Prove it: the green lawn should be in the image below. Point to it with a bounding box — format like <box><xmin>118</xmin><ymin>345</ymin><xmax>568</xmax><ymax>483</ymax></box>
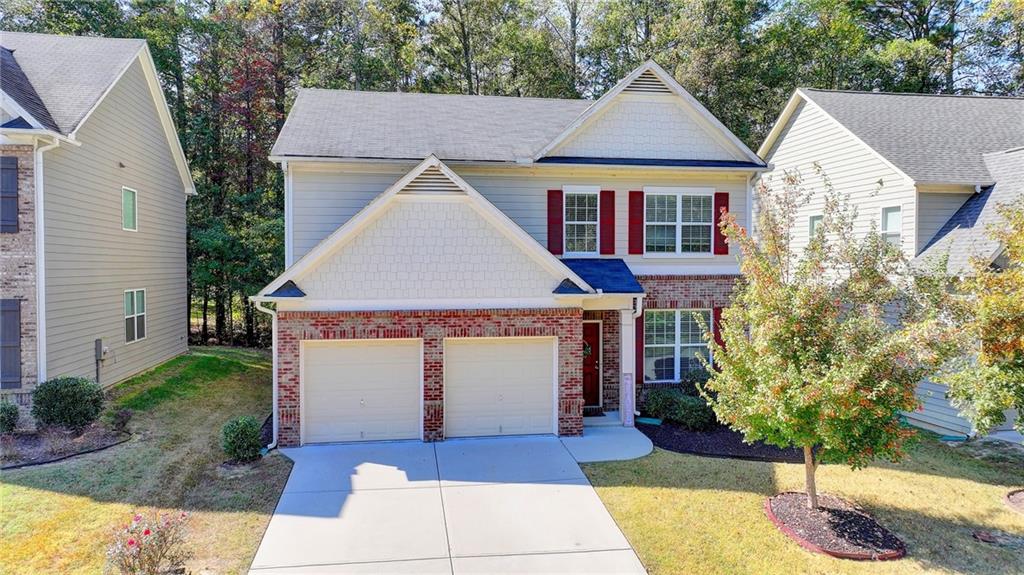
<box><xmin>584</xmin><ymin>439</ymin><xmax>1024</xmax><ymax>575</ymax></box>
<box><xmin>0</xmin><ymin>348</ymin><xmax>292</xmax><ymax>574</ymax></box>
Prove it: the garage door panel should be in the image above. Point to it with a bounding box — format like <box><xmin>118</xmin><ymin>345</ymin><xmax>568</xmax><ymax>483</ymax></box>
<box><xmin>303</xmin><ymin>340</ymin><xmax>421</xmax><ymax>444</ymax></box>
<box><xmin>445</xmin><ymin>338</ymin><xmax>555</xmax><ymax>438</ymax></box>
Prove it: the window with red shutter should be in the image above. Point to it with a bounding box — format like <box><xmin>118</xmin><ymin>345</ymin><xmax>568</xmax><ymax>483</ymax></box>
<box><xmin>599</xmin><ymin>190</ymin><xmax>615</xmax><ymax>254</ymax></box>
<box><xmin>713</xmin><ymin>192</ymin><xmax>729</xmax><ymax>255</ymax></box>
<box><xmin>547</xmin><ymin>189</ymin><xmax>563</xmax><ymax>255</ymax></box>
<box><xmin>628</xmin><ymin>191</ymin><xmax>644</xmax><ymax>254</ymax></box>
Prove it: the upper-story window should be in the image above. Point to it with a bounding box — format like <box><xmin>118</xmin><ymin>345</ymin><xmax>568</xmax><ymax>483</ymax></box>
<box><xmin>645</xmin><ymin>188</ymin><xmax>713</xmax><ymax>255</ymax></box>
<box><xmin>563</xmin><ymin>186</ymin><xmax>599</xmax><ymax>255</ymax></box>
<box><xmin>808</xmin><ymin>214</ymin><xmax>823</xmax><ymax>236</ymax></box>
<box><xmin>122</xmin><ymin>187</ymin><xmax>138</xmax><ymax>231</ymax></box>
<box><xmin>881</xmin><ymin>206</ymin><xmax>901</xmax><ymax>247</ymax></box>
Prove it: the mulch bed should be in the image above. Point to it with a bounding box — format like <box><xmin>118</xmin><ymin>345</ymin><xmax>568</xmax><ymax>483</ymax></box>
<box><xmin>765</xmin><ymin>492</ymin><xmax>906</xmax><ymax>560</ymax></box>
<box><xmin>1</xmin><ymin>424</ymin><xmax>130</xmax><ymax>470</ymax></box>
<box><xmin>1007</xmin><ymin>489</ymin><xmax>1024</xmax><ymax>515</ymax></box>
<box><xmin>637</xmin><ymin>422</ymin><xmax>804</xmax><ymax>463</ymax></box>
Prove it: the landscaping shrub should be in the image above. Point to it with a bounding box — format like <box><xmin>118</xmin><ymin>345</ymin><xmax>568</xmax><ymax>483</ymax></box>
<box><xmin>31</xmin><ymin>377</ymin><xmax>104</xmax><ymax>431</ymax></box>
<box><xmin>221</xmin><ymin>415</ymin><xmax>262</xmax><ymax>462</ymax></box>
<box><xmin>678</xmin><ymin>370</ymin><xmax>711</xmax><ymax>397</ymax></box>
<box><xmin>0</xmin><ymin>401</ymin><xmax>18</xmax><ymax>434</ymax></box>
<box><xmin>644</xmin><ymin>388</ymin><xmax>717</xmax><ymax>431</ymax></box>
<box><xmin>107</xmin><ymin>511</ymin><xmax>192</xmax><ymax>575</ymax></box>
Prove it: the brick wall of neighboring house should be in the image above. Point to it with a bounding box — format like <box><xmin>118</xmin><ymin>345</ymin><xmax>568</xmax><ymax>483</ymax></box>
<box><xmin>635</xmin><ymin>275</ymin><xmax>739</xmax><ymax>405</ymax></box>
<box><xmin>583</xmin><ymin>310</ymin><xmax>620</xmax><ymax>411</ymax></box>
<box><xmin>275</xmin><ymin>308</ymin><xmax>584</xmax><ymax>447</ymax></box>
<box><xmin>1</xmin><ymin>145</ymin><xmax>37</xmax><ymax>411</ymax></box>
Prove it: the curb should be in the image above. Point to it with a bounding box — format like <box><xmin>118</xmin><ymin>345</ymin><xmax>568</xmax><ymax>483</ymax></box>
<box><xmin>764</xmin><ymin>492</ymin><xmax>906</xmax><ymax>561</ymax></box>
<box><xmin>1</xmin><ymin>432</ymin><xmax>132</xmax><ymax>471</ymax></box>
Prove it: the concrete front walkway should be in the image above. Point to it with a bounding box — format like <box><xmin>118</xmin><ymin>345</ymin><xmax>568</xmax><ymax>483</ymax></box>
<box><xmin>249</xmin><ymin>434</ymin><xmax>649</xmax><ymax>574</ymax></box>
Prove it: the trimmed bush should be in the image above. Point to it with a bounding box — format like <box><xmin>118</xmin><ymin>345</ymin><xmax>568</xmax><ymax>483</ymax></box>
<box><xmin>221</xmin><ymin>415</ymin><xmax>262</xmax><ymax>462</ymax></box>
<box><xmin>0</xmin><ymin>401</ymin><xmax>19</xmax><ymax>434</ymax></box>
<box><xmin>31</xmin><ymin>377</ymin><xmax>104</xmax><ymax>431</ymax></box>
<box><xmin>678</xmin><ymin>369</ymin><xmax>711</xmax><ymax>397</ymax></box>
<box><xmin>644</xmin><ymin>387</ymin><xmax>717</xmax><ymax>431</ymax></box>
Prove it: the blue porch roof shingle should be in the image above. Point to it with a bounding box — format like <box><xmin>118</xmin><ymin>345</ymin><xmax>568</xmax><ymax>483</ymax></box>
<box><xmin>558</xmin><ymin>259</ymin><xmax>644</xmax><ymax>294</ymax></box>
<box><xmin>267</xmin><ymin>280</ymin><xmax>306</xmax><ymax>298</ymax></box>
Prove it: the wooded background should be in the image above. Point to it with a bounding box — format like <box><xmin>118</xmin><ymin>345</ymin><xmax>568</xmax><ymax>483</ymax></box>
<box><xmin>4</xmin><ymin>0</ymin><xmax>1021</xmax><ymax>346</ymax></box>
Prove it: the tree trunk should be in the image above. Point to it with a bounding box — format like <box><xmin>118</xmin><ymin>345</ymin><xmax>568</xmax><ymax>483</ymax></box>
<box><xmin>803</xmin><ymin>445</ymin><xmax>819</xmax><ymax>509</ymax></box>
<box><xmin>201</xmin><ymin>290</ymin><xmax>209</xmax><ymax>344</ymax></box>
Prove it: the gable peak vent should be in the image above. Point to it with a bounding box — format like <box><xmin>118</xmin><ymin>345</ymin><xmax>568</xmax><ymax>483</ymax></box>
<box><xmin>623</xmin><ymin>70</ymin><xmax>672</xmax><ymax>94</ymax></box>
<box><xmin>399</xmin><ymin>165</ymin><xmax>464</xmax><ymax>195</ymax></box>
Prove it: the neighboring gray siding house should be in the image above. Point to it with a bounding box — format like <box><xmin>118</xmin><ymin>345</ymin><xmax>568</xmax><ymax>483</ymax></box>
<box><xmin>759</xmin><ymin>89</ymin><xmax>1024</xmax><ymax>436</ymax></box>
<box><xmin>0</xmin><ymin>32</ymin><xmax>194</xmax><ymax>408</ymax></box>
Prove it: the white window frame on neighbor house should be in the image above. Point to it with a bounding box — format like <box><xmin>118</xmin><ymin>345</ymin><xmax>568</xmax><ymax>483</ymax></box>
<box><xmin>562</xmin><ymin>185</ymin><xmax>600</xmax><ymax>256</ymax></box>
<box><xmin>124</xmin><ymin>289</ymin><xmax>146</xmax><ymax>344</ymax></box>
<box><xmin>808</xmin><ymin>214</ymin><xmax>823</xmax><ymax>236</ymax></box>
<box><xmin>122</xmin><ymin>187</ymin><xmax>138</xmax><ymax>232</ymax></box>
<box><xmin>880</xmin><ymin>205</ymin><xmax>902</xmax><ymax>247</ymax></box>
<box><xmin>643</xmin><ymin>187</ymin><xmax>715</xmax><ymax>257</ymax></box>
<box><xmin>644</xmin><ymin>308</ymin><xmax>712</xmax><ymax>383</ymax></box>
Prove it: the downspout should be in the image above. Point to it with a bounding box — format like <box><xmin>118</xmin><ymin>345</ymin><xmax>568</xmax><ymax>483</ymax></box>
<box><xmin>253</xmin><ymin>300</ymin><xmax>278</xmax><ymax>451</ymax></box>
<box><xmin>632</xmin><ymin>295</ymin><xmax>644</xmax><ymax>417</ymax></box>
<box><xmin>35</xmin><ymin>137</ymin><xmax>61</xmax><ymax>383</ymax></box>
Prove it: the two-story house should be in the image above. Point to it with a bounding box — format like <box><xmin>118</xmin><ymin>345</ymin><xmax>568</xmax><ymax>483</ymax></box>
<box><xmin>0</xmin><ymin>32</ymin><xmax>194</xmax><ymax>410</ymax></box>
<box><xmin>758</xmin><ymin>88</ymin><xmax>1024</xmax><ymax>437</ymax></box>
<box><xmin>253</xmin><ymin>61</ymin><xmax>767</xmax><ymax>447</ymax></box>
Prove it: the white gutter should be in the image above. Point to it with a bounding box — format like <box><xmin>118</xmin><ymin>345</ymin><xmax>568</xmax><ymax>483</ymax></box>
<box><xmin>1</xmin><ymin>128</ymin><xmax>80</xmax><ymax>146</ymax></box>
<box><xmin>253</xmin><ymin>300</ymin><xmax>278</xmax><ymax>451</ymax></box>
<box><xmin>35</xmin><ymin>137</ymin><xmax>61</xmax><ymax>382</ymax></box>
<box><xmin>632</xmin><ymin>295</ymin><xmax>644</xmax><ymax>417</ymax></box>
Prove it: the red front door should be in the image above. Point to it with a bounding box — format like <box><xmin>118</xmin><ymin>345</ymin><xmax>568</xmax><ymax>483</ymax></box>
<box><xmin>582</xmin><ymin>322</ymin><xmax>601</xmax><ymax>407</ymax></box>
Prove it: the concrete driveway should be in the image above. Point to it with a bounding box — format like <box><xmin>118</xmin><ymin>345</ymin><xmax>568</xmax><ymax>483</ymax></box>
<box><xmin>249</xmin><ymin>435</ymin><xmax>647</xmax><ymax>574</ymax></box>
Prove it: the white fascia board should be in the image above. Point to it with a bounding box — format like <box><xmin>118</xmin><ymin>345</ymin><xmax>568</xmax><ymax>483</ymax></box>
<box><xmin>69</xmin><ymin>46</ymin><xmax>196</xmax><ymax>195</ymax></box>
<box><xmin>270</xmin><ymin>297</ymin><xmax>573</xmax><ymax>312</ymax></box>
<box><xmin>757</xmin><ymin>90</ymin><xmax>804</xmax><ymax>160</ymax></box>
<box><xmin>1</xmin><ymin>90</ymin><xmax>44</xmax><ymax>129</ymax></box>
<box><xmin>256</xmin><ymin>155</ymin><xmax>595</xmax><ymax>299</ymax></box>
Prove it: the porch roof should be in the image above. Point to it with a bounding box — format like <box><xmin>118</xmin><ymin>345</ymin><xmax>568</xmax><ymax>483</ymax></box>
<box><xmin>557</xmin><ymin>259</ymin><xmax>644</xmax><ymax>295</ymax></box>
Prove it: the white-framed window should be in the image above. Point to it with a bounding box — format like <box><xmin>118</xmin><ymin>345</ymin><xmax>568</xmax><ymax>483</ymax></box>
<box><xmin>644</xmin><ymin>188</ymin><xmax>714</xmax><ymax>255</ymax></box>
<box><xmin>644</xmin><ymin>309</ymin><xmax>711</xmax><ymax>382</ymax></box>
<box><xmin>563</xmin><ymin>186</ymin><xmax>599</xmax><ymax>255</ymax></box>
<box><xmin>881</xmin><ymin>205</ymin><xmax>901</xmax><ymax>247</ymax></box>
<box><xmin>808</xmin><ymin>214</ymin><xmax>823</xmax><ymax>236</ymax></box>
<box><xmin>124</xmin><ymin>289</ymin><xmax>146</xmax><ymax>343</ymax></box>
<box><xmin>122</xmin><ymin>187</ymin><xmax>138</xmax><ymax>231</ymax></box>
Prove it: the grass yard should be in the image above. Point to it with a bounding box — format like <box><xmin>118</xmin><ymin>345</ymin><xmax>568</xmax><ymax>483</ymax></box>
<box><xmin>0</xmin><ymin>347</ymin><xmax>291</xmax><ymax>574</ymax></box>
<box><xmin>584</xmin><ymin>439</ymin><xmax>1024</xmax><ymax>575</ymax></box>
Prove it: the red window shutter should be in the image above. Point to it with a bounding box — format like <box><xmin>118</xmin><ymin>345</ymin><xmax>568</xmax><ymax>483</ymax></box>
<box><xmin>712</xmin><ymin>306</ymin><xmax>725</xmax><ymax>349</ymax></box>
<box><xmin>635</xmin><ymin>314</ymin><xmax>644</xmax><ymax>384</ymax></box>
<box><xmin>599</xmin><ymin>190</ymin><xmax>615</xmax><ymax>255</ymax></box>
<box><xmin>713</xmin><ymin>192</ymin><xmax>729</xmax><ymax>255</ymax></box>
<box><xmin>547</xmin><ymin>189</ymin><xmax>563</xmax><ymax>255</ymax></box>
<box><xmin>628</xmin><ymin>191</ymin><xmax>644</xmax><ymax>255</ymax></box>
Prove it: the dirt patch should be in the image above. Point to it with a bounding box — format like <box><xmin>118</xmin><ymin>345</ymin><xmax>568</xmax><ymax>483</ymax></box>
<box><xmin>1</xmin><ymin>424</ymin><xmax>129</xmax><ymax>469</ymax></box>
<box><xmin>638</xmin><ymin>422</ymin><xmax>804</xmax><ymax>463</ymax></box>
<box><xmin>765</xmin><ymin>492</ymin><xmax>906</xmax><ymax>560</ymax></box>
<box><xmin>1007</xmin><ymin>489</ymin><xmax>1024</xmax><ymax>515</ymax></box>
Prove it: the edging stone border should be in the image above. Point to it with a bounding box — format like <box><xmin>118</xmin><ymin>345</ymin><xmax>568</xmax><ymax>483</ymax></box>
<box><xmin>1</xmin><ymin>432</ymin><xmax>132</xmax><ymax>471</ymax></box>
<box><xmin>763</xmin><ymin>492</ymin><xmax>907</xmax><ymax>561</ymax></box>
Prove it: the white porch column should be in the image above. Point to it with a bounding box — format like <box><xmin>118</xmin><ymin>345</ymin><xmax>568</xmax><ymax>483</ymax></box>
<box><xmin>619</xmin><ymin>309</ymin><xmax>636</xmax><ymax>426</ymax></box>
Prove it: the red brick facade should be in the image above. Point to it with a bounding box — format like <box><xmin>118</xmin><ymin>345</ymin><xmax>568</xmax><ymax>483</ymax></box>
<box><xmin>276</xmin><ymin>308</ymin><xmax>583</xmax><ymax>447</ymax></box>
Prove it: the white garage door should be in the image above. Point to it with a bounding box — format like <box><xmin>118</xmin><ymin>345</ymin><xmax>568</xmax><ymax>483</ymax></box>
<box><xmin>445</xmin><ymin>337</ymin><xmax>556</xmax><ymax>438</ymax></box>
<box><xmin>302</xmin><ymin>339</ymin><xmax>421</xmax><ymax>444</ymax></box>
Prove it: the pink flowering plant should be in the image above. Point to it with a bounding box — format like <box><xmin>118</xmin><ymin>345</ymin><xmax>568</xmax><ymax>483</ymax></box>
<box><xmin>702</xmin><ymin>166</ymin><xmax>965</xmax><ymax>509</ymax></box>
<box><xmin>106</xmin><ymin>511</ymin><xmax>192</xmax><ymax>574</ymax></box>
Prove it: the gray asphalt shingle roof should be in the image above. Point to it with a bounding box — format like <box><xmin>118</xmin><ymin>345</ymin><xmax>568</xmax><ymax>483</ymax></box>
<box><xmin>915</xmin><ymin>147</ymin><xmax>1023</xmax><ymax>275</ymax></box>
<box><xmin>802</xmin><ymin>89</ymin><xmax>1024</xmax><ymax>186</ymax></box>
<box><xmin>271</xmin><ymin>88</ymin><xmax>594</xmax><ymax>162</ymax></box>
<box><xmin>1</xmin><ymin>45</ymin><xmax>58</xmax><ymax>132</ymax></box>
<box><xmin>0</xmin><ymin>31</ymin><xmax>144</xmax><ymax>134</ymax></box>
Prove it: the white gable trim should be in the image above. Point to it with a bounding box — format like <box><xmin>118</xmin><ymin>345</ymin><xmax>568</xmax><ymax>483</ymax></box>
<box><xmin>255</xmin><ymin>155</ymin><xmax>594</xmax><ymax>299</ymax></box>
<box><xmin>69</xmin><ymin>45</ymin><xmax>196</xmax><ymax>196</ymax></box>
<box><xmin>0</xmin><ymin>89</ymin><xmax>44</xmax><ymax>129</ymax></box>
<box><xmin>759</xmin><ymin>89</ymin><xmax>915</xmax><ymax>186</ymax></box>
<box><xmin>534</xmin><ymin>60</ymin><xmax>763</xmax><ymax>165</ymax></box>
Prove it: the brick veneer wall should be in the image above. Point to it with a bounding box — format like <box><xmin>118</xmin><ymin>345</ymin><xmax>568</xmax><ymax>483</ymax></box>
<box><xmin>583</xmin><ymin>310</ymin><xmax>620</xmax><ymax>410</ymax></box>
<box><xmin>0</xmin><ymin>145</ymin><xmax>37</xmax><ymax>408</ymax></box>
<box><xmin>276</xmin><ymin>308</ymin><xmax>583</xmax><ymax>447</ymax></box>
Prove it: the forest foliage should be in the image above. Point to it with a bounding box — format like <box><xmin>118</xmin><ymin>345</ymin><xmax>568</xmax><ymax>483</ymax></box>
<box><xmin>4</xmin><ymin>0</ymin><xmax>1021</xmax><ymax>346</ymax></box>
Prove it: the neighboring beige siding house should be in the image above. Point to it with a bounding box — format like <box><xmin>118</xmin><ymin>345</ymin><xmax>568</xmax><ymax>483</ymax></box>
<box><xmin>0</xmin><ymin>32</ymin><xmax>194</xmax><ymax>408</ymax></box>
<box><xmin>759</xmin><ymin>88</ymin><xmax>1024</xmax><ymax>437</ymax></box>
<box><xmin>254</xmin><ymin>62</ymin><xmax>768</xmax><ymax>447</ymax></box>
